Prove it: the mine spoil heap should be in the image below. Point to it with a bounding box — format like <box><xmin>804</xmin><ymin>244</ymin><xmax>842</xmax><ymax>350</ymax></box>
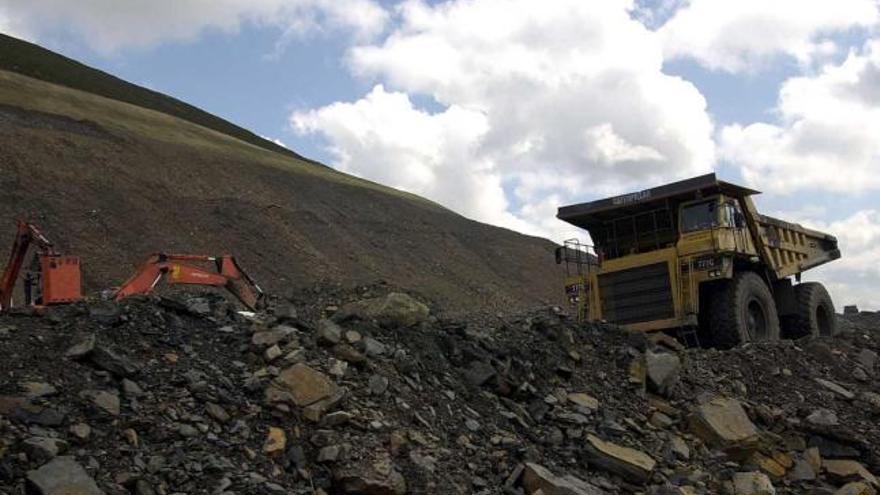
<box><xmin>0</xmin><ymin>287</ymin><xmax>879</xmax><ymax>495</ymax></box>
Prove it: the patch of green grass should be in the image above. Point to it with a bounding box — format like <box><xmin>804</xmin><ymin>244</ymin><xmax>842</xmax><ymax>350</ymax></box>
<box><xmin>0</xmin><ymin>33</ymin><xmax>307</xmax><ymax>162</ymax></box>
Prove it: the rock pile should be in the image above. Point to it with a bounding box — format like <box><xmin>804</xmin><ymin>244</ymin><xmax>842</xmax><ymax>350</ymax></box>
<box><xmin>0</xmin><ymin>289</ymin><xmax>878</xmax><ymax>495</ymax></box>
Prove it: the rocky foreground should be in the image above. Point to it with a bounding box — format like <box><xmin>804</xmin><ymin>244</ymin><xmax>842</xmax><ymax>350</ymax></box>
<box><xmin>0</xmin><ymin>287</ymin><xmax>879</xmax><ymax>495</ymax></box>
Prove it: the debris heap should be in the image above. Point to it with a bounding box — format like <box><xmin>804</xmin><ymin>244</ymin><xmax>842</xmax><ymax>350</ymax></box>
<box><xmin>0</xmin><ymin>287</ymin><xmax>878</xmax><ymax>495</ymax></box>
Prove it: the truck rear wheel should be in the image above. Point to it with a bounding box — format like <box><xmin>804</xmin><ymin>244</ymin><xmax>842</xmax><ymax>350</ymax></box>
<box><xmin>708</xmin><ymin>272</ymin><xmax>781</xmax><ymax>349</ymax></box>
<box><xmin>787</xmin><ymin>282</ymin><xmax>837</xmax><ymax>338</ymax></box>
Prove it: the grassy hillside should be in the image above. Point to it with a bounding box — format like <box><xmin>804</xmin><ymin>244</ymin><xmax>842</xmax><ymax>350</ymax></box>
<box><xmin>0</xmin><ymin>33</ymin><xmax>305</xmax><ymax>162</ymax></box>
<box><xmin>0</xmin><ymin>39</ymin><xmax>563</xmax><ymax>314</ymax></box>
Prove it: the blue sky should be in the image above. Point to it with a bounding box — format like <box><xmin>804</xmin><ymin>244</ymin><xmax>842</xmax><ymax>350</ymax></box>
<box><xmin>1</xmin><ymin>0</ymin><xmax>878</xmax><ymax>309</ymax></box>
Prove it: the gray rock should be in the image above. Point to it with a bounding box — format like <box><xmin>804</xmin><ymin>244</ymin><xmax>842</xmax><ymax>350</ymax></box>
<box><xmin>465</xmin><ymin>361</ymin><xmax>496</xmax><ymax>387</ymax></box>
<box><xmin>668</xmin><ymin>435</ymin><xmax>690</xmax><ymax>460</ymax></box>
<box><xmin>789</xmin><ymin>459</ymin><xmax>816</xmax><ymax>481</ymax></box>
<box><xmin>806</xmin><ymin>408</ymin><xmax>839</xmax><ymax>426</ymax></box>
<box><xmin>122</xmin><ymin>379</ymin><xmax>144</xmax><ymax>397</ymax></box>
<box><xmin>332</xmin><ymin>343</ymin><xmax>367</xmax><ymax>365</ymax></box>
<box><xmin>69</xmin><ymin>423</ymin><xmax>91</xmax><ymax>442</ymax></box>
<box><xmin>178</xmin><ymin>424</ymin><xmax>199</xmax><ymax>438</ymax></box>
<box><xmin>521</xmin><ymin>462</ymin><xmax>605</xmax><ymax>495</ymax></box>
<box><xmin>317</xmin><ymin>319</ymin><xmax>343</xmax><ymax>346</ymax></box>
<box><xmin>860</xmin><ymin>391</ymin><xmax>880</xmax><ymax>413</ymax></box>
<box><xmin>815</xmin><ymin>378</ymin><xmax>855</xmax><ymax>400</ymax></box>
<box><xmin>82</xmin><ymin>390</ymin><xmax>120</xmax><ymax>416</ymax></box>
<box><xmin>318</xmin><ymin>445</ymin><xmax>341</xmax><ymax>463</ymax></box>
<box><xmin>88</xmin><ymin>302</ymin><xmax>121</xmax><ymax>324</ymax></box>
<box><xmin>408</xmin><ymin>450</ymin><xmax>437</xmax><ymax>473</ymax></box>
<box><xmin>857</xmin><ymin>349</ymin><xmax>877</xmax><ymax>373</ymax></box>
<box><xmin>264</xmin><ymin>344</ymin><xmax>282</xmax><ymax>362</ymax></box>
<box><xmin>732</xmin><ymin>471</ymin><xmax>775</xmax><ymax>494</ymax></box>
<box><xmin>689</xmin><ymin>396</ymin><xmax>759</xmax><ymax>450</ymax></box>
<box><xmin>645</xmin><ymin>350</ymin><xmax>681</xmax><ymax>396</ymax></box>
<box><xmin>363</xmin><ymin>337</ymin><xmax>387</xmax><ymax>357</ymax></box>
<box><xmin>19</xmin><ymin>381</ymin><xmax>57</xmax><ymax>399</ymax></box>
<box><xmin>338</xmin><ymin>292</ymin><xmax>429</xmax><ymax>328</ymax></box>
<box><xmin>335</xmin><ymin>462</ymin><xmax>407</xmax><ymax>495</ymax></box>
<box><xmin>584</xmin><ymin>434</ymin><xmax>656</xmax><ymax>484</ymax></box>
<box><xmin>369</xmin><ymin>374</ymin><xmax>390</xmax><ymax>395</ymax></box>
<box><xmin>266</xmin><ymin>363</ymin><xmax>340</xmax><ymax>408</ymax></box>
<box><xmin>205</xmin><ymin>402</ymin><xmax>231</xmax><ymax>423</ymax></box>
<box><xmin>26</xmin><ymin>456</ymin><xmax>104</xmax><ymax>495</ymax></box>
<box><xmin>251</xmin><ymin>326</ymin><xmax>297</xmax><ymax>348</ymax></box>
<box><xmin>22</xmin><ymin>437</ymin><xmax>67</xmax><ymax>464</ymax></box>
<box><xmin>186</xmin><ymin>297</ymin><xmax>212</xmax><ymax>315</ymax></box>
<box><xmin>321</xmin><ymin>411</ymin><xmax>353</xmax><ymax>427</ymax></box>
<box><xmin>65</xmin><ymin>334</ymin><xmax>96</xmax><ymax>359</ymax></box>
<box><xmin>89</xmin><ymin>346</ymin><xmax>140</xmax><ymax>378</ymax></box>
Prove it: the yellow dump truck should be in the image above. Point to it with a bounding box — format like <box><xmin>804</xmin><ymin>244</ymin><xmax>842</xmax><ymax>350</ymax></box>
<box><xmin>556</xmin><ymin>173</ymin><xmax>841</xmax><ymax>348</ymax></box>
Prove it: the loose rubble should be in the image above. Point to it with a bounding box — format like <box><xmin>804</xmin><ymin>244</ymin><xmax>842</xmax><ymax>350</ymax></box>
<box><xmin>0</xmin><ymin>286</ymin><xmax>879</xmax><ymax>495</ymax></box>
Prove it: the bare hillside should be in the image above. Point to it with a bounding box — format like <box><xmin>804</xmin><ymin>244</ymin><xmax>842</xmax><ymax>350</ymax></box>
<box><xmin>0</xmin><ymin>65</ymin><xmax>562</xmax><ymax>314</ymax></box>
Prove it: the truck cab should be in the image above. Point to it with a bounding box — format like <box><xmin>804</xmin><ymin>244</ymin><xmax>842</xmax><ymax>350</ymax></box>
<box><xmin>557</xmin><ymin>173</ymin><xmax>841</xmax><ymax>347</ymax></box>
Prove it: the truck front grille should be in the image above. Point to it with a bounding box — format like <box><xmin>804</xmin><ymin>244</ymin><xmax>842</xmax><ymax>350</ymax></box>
<box><xmin>598</xmin><ymin>262</ymin><xmax>674</xmax><ymax>325</ymax></box>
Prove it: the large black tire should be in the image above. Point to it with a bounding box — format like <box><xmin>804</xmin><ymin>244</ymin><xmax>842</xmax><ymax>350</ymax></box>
<box><xmin>708</xmin><ymin>272</ymin><xmax>781</xmax><ymax>349</ymax></box>
<box><xmin>786</xmin><ymin>282</ymin><xmax>837</xmax><ymax>338</ymax></box>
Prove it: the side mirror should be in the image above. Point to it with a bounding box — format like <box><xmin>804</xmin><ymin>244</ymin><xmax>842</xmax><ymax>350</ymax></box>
<box><xmin>555</xmin><ymin>246</ymin><xmax>564</xmax><ymax>264</ymax></box>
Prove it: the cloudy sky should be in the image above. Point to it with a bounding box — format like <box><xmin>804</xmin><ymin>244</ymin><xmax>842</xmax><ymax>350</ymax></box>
<box><xmin>2</xmin><ymin>0</ymin><xmax>878</xmax><ymax>309</ymax></box>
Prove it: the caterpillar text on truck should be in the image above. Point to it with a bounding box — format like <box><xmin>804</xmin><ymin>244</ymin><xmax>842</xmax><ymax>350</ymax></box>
<box><xmin>555</xmin><ymin>173</ymin><xmax>841</xmax><ymax>348</ymax></box>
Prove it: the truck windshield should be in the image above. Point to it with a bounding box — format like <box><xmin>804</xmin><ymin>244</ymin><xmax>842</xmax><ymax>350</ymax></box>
<box><xmin>681</xmin><ymin>201</ymin><xmax>718</xmax><ymax>233</ymax></box>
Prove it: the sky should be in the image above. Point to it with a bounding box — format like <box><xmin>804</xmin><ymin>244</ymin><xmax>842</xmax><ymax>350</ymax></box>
<box><xmin>1</xmin><ymin>0</ymin><xmax>878</xmax><ymax>310</ymax></box>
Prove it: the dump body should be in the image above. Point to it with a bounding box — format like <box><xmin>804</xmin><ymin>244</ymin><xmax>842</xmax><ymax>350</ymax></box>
<box><xmin>556</xmin><ymin>173</ymin><xmax>840</xmax><ymax>332</ymax></box>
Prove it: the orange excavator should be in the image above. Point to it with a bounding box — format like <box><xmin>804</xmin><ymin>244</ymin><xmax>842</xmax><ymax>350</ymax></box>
<box><xmin>112</xmin><ymin>253</ymin><xmax>265</xmax><ymax>311</ymax></box>
<box><xmin>0</xmin><ymin>220</ymin><xmax>82</xmax><ymax>312</ymax></box>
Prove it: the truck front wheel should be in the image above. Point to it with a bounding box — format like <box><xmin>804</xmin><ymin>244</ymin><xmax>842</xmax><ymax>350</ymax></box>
<box><xmin>708</xmin><ymin>272</ymin><xmax>781</xmax><ymax>349</ymax></box>
<box><xmin>786</xmin><ymin>282</ymin><xmax>837</xmax><ymax>338</ymax></box>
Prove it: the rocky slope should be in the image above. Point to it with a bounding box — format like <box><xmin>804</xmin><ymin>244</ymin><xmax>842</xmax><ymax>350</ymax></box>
<box><xmin>0</xmin><ymin>35</ymin><xmax>561</xmax><ymax>315</ymax></box>
<box><xmin>1</xmin><ymin>288</ymin><xmax>878</xmax><ymax>495</ymax></box>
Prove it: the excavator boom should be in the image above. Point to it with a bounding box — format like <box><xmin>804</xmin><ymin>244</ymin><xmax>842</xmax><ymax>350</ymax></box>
<box><xmin>114</xmin><ymin>253</ymin><xmax>265</xmax><ymax>311</ymax></box>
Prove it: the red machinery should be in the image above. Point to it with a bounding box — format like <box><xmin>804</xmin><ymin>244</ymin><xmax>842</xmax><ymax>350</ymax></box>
<box><xmin>0</xmin><ymin>220</ymin><xmax>82</xmax><ymax>311</ymax></box>
<box><xmin>113</xmin><ymin>253</ymin><xmax>265</xmax><ymax>310</ymax></box>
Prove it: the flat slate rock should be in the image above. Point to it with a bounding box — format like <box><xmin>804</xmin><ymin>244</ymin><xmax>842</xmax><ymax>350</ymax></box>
<box><xmin>26</xmin><ymin>456</ymin><xmax>104</xmax><ymax>495</ymax></box>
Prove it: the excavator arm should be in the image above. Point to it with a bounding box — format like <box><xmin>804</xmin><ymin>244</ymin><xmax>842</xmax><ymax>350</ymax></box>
<box><xmin>113</xmin><ymin>253</ymin><xmax>265</xmax><ymax>311</ymax></box>
<box><xmin>1</xmin><ymin>221</ymin><xmax>58</xmax><ymax>311</ymax></box>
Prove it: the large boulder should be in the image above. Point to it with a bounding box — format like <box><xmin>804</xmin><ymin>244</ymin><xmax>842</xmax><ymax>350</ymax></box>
<box><xmin>26</xmin><ymin>456</ymin><xmax>104</xmax><ymax>495</ymax></box>
<box><xmin>645</xmin><ymin>350</ymin><xmax>681</xmax><ymax>396</ymax></box>
<box><xmin>584</xmin><ymin>435</ymin><xmax>656</xmax><ymax>484</ymax></box>
<box><xmin>690</xmin><ymin>397</ymin><xmax>759</xmax><ymax>453</ymax></box>
<box><xmin>823</xmin><ymin>460</ymin><xmax>879</xmax><ymax>487</ymax></box>
<box><xmin>265</xmin><ymin>363</ymin><xmax>339</xmax><ymax>407</ymax></box>
<box><xmin>521</xmin><ymin>462</ymin><xmax>605</xmax><ymax>495</ymax></box>
<box><xmin>338</xmin><ymin>293</ymin><xmax>429</xmax><ymax>328</ymax></box>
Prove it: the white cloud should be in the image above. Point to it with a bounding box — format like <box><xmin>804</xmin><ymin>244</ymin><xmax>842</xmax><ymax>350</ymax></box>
<box><xmin>794</xmin><ymin>210</ymin><xmax>880</xmax><ymax>311</ymax></box>
<box><xmin>720</xmin><ymin>41</ymin><xmax>880</xmax><ymax>194</ymax></box>
<box><xmin>659</xmin><ymin>0</ymin><xmax>879</xmax><ymax>72</ymax></box>
<box><xmin>295</xmin><ymin>0</ymin><xmax>715</xmax><ymax>240</ymax></box>
<box><xmin>0</xmin><ymin>6</ymin><xmax>33</xmax><ymax>41</ymax></box>
<box><xmin>0</xmin><ymin>0</ymin><xmax>388</xmax><ymax>52</ymax></box>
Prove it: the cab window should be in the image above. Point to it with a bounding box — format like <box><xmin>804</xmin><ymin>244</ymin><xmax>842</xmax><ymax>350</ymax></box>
<box><xmin>680</xmin><ymin>200</ymin><xmax>719</xmax><ymax>233</ymax></box>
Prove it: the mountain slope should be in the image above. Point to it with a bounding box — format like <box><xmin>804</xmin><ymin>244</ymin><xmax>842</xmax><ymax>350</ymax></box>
<box><xmin>0</xmin><ymin>33</ymin><xmax>302</xmax><ymax>162</ymax></box>
<box><xmin>0</xmin><ymin>38</ymin><xmax>563</xmax><ymax>314</ymax></box>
